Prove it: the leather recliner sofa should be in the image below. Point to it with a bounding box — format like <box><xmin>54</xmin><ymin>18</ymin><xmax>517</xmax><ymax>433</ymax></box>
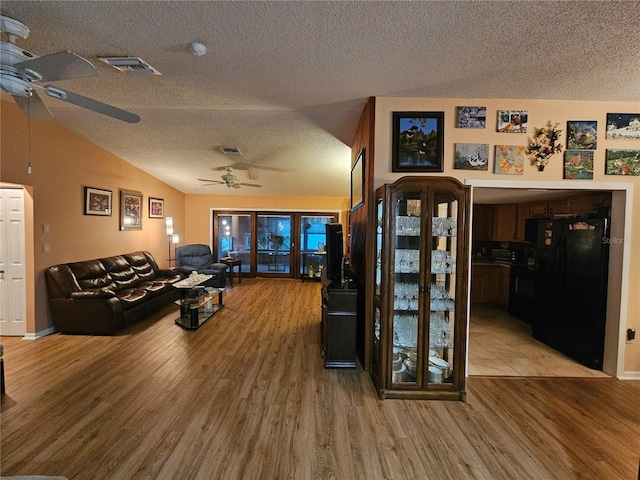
<box><xmin>45</xmin><ymin>251</ymin><xmax>184</xmax><ymax>335</ymax></box>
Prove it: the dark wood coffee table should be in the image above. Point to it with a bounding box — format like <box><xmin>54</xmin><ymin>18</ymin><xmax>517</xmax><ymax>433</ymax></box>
<box><xmin>220</xmin><ymin>257</ymin><xmax>242</xmax><ymax>285</ymax></box>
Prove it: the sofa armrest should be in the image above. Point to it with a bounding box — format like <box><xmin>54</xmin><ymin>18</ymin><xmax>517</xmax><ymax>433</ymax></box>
<box><xmin>156</xmin><ymin>268</ymin><xmax>181</xmax><ymax>277</ymax></box>
<box><xmin>71</xmin><ymin>289</ymin><xmax>116</xmax><ymax>299</ymax></box>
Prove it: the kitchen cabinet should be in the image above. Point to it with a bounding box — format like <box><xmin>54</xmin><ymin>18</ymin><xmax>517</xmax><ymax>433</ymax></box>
<box><xmin>492</xmin><ymin>204</ymin><xmax>518</xmax><ymax>241</ymax></box>
<box><xmin>528</xmin><ymin>198</ymin><xmax>568</xmax><ymax>218</ymax></box>
<box><xmin>567</xmin><ymin>193</ymin><xmax>611</xmax><ymax>214</ymax></box>
<box><xmin>372</xmin><ymin>176</ymin><xmax>469</xmax><ymax>401</ymax></box>
<box><xmin>472</xmin><ymin>204</ymin><xmax>493</xmax><ymax>241</ymax></box>
<box><xmin>471</xmin><ymin>263</ymin><xmax>510</xmax><ymax>307</ymax></box>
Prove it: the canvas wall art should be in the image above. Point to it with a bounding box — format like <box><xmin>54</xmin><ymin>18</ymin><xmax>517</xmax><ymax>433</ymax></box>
<box><xmin>606</xmin><ymin>113</ymin><xmax>640</xmax><ymax>140</ymax></box>
<box><xmin>497</xmin><ymin>110</ymin><xmax>528</xmax><ymax>133</ymax></box>
<box><xmin>454</xmin><ymin>143</ymin><xmax>489</xmax><ymax>170</ymax></box>
<box><xmin>605</xmin><ymin>149</ymin><xmax>640</xmax><ymax>175</ymax></box>
<box><xmin>494</xmin><ymin>145</ymin><xmax>525</xmax><ymax>174</ymax></box>
<box><xmin>567</xmin><ymin>121</ymin><xmax>597</xmax><ymax>149</ymax></box>
<box><xmin>455</xmin><ymin>106</ymin><xmax>486</xmax><ymax>128</ymax></box>
<box><xmin>563</xmin><ymin>150</ymin><xmax>594</xmax><ymax>179</ymax></box>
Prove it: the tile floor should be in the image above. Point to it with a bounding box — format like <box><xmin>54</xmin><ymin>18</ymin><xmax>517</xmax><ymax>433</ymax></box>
<box><xmin>468</xmin><ymin>305</ymin><xmax>610</xmax><ymax>378</ymax></box>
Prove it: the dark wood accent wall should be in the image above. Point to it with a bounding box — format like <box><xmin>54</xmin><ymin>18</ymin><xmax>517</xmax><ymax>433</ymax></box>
<box><xmin>349</xmin><ymin>97</ymin><xmax>375</xmax><ymax>370</ymax></box>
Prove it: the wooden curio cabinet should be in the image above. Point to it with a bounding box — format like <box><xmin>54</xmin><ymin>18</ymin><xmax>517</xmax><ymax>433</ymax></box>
<box><xmin>372</xmin><ymin>177</ymin><xmax>470</xmax><ymax>400</ymax></box>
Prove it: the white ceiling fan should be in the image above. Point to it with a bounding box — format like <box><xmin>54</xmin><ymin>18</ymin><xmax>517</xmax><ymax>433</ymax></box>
<box><xmin>0</xmin><ymin>14</ymin><xmax>140</xmax><ymax>123</ymax></box>
<box><xmin>199</xmin><ymin>167</ymin><xmax>262</xmax><ymax>189</ymax></box>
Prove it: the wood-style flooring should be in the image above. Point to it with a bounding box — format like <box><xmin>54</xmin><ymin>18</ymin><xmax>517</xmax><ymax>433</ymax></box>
<box><xmin>1</xmin><ymin>279</ymin><xmax>639</xmax><ymax>479</ymax></box>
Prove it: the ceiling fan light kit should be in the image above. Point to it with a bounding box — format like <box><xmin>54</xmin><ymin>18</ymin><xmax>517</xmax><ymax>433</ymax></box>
<box><xmin>0</xmin><ymin>14</ymin><xmax>141</xmax><ymax>123</ymax></box>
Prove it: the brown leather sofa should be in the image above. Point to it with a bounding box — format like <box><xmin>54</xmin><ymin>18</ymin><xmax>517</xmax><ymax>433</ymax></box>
<box><xmin>45</xmin><ymin>251</ymin><xmax>184</xmax><ymax>335</ymax></box>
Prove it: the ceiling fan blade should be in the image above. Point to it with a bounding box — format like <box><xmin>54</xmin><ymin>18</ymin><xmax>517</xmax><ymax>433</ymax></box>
<box><xmin>43</xmin><ymin>85</ymin><xmax>140</xmax><ymax>123</ymax></box>
<box><xmin>15</xmin><ymin>51</ymin><xmax>99</xmax><ymax>82</ymax></box>
<box><xmin>13</xmin><ymin>91</ymin><xmax>52</xmax><ymax>119</ymax></box>
<box><xmin>197</xmin><ymin>178</ymin><xmax>222</xmax><ymax>183</ymax></box>
<box><xmin>238</xmin><ymin>183</ymin><xmax>262</xmax><ymax>188</ymax></box>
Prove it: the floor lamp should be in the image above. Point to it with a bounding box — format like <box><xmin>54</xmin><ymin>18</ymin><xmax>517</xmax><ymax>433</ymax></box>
<box><xmin>166</xmin><ymin>217</ymin><xmax>179</xmax><ymax>266</ymax></box>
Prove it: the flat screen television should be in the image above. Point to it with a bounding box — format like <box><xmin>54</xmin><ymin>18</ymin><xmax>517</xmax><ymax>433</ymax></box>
<box><xmin>325</xmin><ymin>223</ymin><xmax>344</xmax><ymax>281</ymax></box>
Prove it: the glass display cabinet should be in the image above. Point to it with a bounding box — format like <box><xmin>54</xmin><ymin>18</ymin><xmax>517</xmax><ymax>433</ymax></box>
<box><xmin>371</xmin><ymin>177</ymin><xmax>470</xmax><ymax>400</ymax></box>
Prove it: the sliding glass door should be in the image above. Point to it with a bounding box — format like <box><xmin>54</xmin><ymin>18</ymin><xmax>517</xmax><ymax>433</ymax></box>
<box><xmin>216</xmin><ymin>213</ymin><xmax>252</xmax><ymax>273</ymax></box>
<box><xmin>257</xmin><ymin>214</ymin><xmax>292</xmax><ymax>275</ymax></box>
<box><xmin>300</xmin><ymin>215</ymin><xmax>336</xmax><ymax>279</ymax></box>
<box><xmin>213</xmin><ymin>211</ymin><xmax>338</xmax><ymax>279</ymax></box>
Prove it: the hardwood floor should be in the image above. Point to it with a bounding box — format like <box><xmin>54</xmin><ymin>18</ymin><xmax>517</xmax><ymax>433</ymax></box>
<box><xmin>2</xmin><ymin>279</ymin><xmax>639</xmax><ymax>479</ymax></box>
<box><xmin>469</xmin><ymin>305</ymin><xmax>610</xmax><ymax>377</ymax></box>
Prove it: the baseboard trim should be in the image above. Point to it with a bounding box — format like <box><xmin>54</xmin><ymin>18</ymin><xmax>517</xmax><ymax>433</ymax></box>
<box><xmin>618</xmin><ymin>371</ymin><xmax>640</xmax><ymax>381</ymax></box>
<box><xmin>23</xmin><ymin>326</ymin><xmax>56</xmax><ymax>340</ymax></box>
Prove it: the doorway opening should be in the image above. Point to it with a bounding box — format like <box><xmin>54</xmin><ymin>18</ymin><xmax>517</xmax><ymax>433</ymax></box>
<box><xmin>467</xmin><ymin>181</ymin><xmax>630</xmax><ymax>378</ymax></box>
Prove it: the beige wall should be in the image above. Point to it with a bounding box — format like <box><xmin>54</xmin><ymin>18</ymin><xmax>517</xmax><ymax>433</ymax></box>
<box><xmin>1</xmin><ymin>100</ymin><xmax>185</xmax><ymax>334</ymax></box>
<box><xmin>184</xmin><ymin>194</ymin><xmax>349</xmax><ymax>247</ymax></box>
<box><xmin>374</xmin><ymin>97</ymin><xmax>640</xmax><ymax>376</ymax></box>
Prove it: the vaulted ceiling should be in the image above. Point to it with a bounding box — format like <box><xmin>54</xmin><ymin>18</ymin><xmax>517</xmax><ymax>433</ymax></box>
<box><xmin>1</xmin><ymin>1</ymin><xmax>638</xmax><ymax>197</ymax></box>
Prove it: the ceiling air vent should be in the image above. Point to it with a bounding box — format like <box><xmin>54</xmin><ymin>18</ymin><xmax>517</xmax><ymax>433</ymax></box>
<box><xmin>98</xmin><ymin>56</ymin><xmax>161</xmax><ymax>75</ymax></box>
<box><xmin>222</xmin><ymin>147</ymin><xmax>242</xmax><ymax>156</ymax></box>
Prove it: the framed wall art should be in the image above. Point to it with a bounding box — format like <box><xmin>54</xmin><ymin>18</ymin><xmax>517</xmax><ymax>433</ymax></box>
<box><xmin>84</xmin><ymin>187</ymin><xmax>112</xmax><ymax>216</ymax></box>
<box><xmin>605</xmin><ymin>149</ymin><xmax>640</xmax><ymax>175</ymax></box>
<box><xmin>454</xmin><ymin>143</ymin><xmax>489</xmax><ymax>170</ymax></box>
<box><xmin>455</xmin><ymin>106</ymin><xmax>486</xmax><ymax>128</ymax></box>
<box><xmin>392</xmin><ymin>111</ymin><xmax>444</xmax><ymax>172</ymax></box>
<box><xmin>351</xmin><ymin>148</ymin><xmax>364</xmax><ymax>211</ymax></box>
<box><xmin>120</xmin><ymin>190</ymin><xmax>143</xmax><ymax>230</ymax></box>
<box><xmin>564</xmin><ymin>150</ymin><xmax>594</xmax><ymax>179</ymax></box>
<box><xmin>494</xmin><ymin>145</ymin><xmax>525</xmax><ymax>175</ymax></box>
<box><xmin>567</xmin><ymin>121</ymin><xmax>597</xmax><ymax>149</ymax></box>
<box><xmin>606</xmin><ymin>113</ymin><xmax>640</xmax><ymax>140</ymax></box>
<box><xmin>149</xmin><ymin>197</ymin><xmax>164</xmax><ymax>218</ymax></box>
<box><xmin>497</xmin><ymin>110</ymin><xmax>528</xmax><ymax>133</ymax></box>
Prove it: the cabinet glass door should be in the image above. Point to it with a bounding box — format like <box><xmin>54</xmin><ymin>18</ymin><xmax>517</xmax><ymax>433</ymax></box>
<box><xmin>392</xmin><ymin>193</ymin><xmax>421</xmax><ymax>385</ymax></box>
<box><xmin>429</xmin><ymin>193</ymin><xmax>458</xmax><ymax>385</ymax></box>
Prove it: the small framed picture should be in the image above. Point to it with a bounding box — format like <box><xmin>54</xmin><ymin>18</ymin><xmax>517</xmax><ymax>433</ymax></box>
<box><xmin>606</xmin><ymin>113</ymin><xmax>640</xmax><ymax>140</ymax></box>
<box><xmin>351</xmin><ymin>149</ymin><xmax>364</xmax><ymax>211</ymax></box>
<box><xmin>497</xmin><ymin>110</ymin><xmax>528</xmax><ymax>133</ymax></box>
<box><xmin>567</xmin><ymin>121</ymin><xmax>597</xmax><ymax>149</ymax></box>
<box><xmin>455</xmin><ymin>106</ymin><xmax>486</xmax><ymax>128</ymax></box>
<box><xmin>605</xmin><ymin>149</ymin><xmax>640</xmax><ymax>175</ymax></box>
<box><xmin>392</xmin><ymin>111</ymin><xmax>444</xmax><ymax>172</ymax></box>
<box><xmin>494</xmin><ymin>145</ymin><xmax>525</xmax><ymax>174</ymax></box>
<box><xmin>454</xmin><ymin>143</ymin><xmax>489</xmax><ymax>170</ymax></box>
<box><xmin>84</xmin><ymin>187</ymin><xmax>112</xmax><ymax>216</ymax></box>
<box><xmin>564</xmin><ymin>150</ymin><xmax>594</xmax><ymax>179</ymax></box>
<box><xmin>120</xmin><ymin>190</ymin><xmax>143</xmax><ymax>230</ymax></box>
<box><xmin>149</xmin><ymin>197</ymin><xmax>164</xmax><ymax>218</ymax></box>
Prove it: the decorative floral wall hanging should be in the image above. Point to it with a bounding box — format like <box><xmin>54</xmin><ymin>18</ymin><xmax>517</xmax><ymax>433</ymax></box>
<box><xmin>526</xmin><ymin>122</ymin><xmax>563</xmax><ymax>171</ymax></box>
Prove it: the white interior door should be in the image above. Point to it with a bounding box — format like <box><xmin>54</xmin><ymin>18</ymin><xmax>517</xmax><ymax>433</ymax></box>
<box><xmin>0</xmin><ymin>188</ymin><xmax>27</xmax><ymax>336</ymax></box>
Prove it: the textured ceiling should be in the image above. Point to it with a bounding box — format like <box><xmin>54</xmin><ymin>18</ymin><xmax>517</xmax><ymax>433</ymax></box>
<box><xmin>1</xmin><ymin>1</ymin><xmax>639</xmax><ymax>198</ymax></box>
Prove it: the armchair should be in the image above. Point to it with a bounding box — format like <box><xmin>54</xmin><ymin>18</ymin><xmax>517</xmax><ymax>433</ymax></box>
<box><xmin>175</xmin><ymin>244</ymin><xmax>227</xmax><ymax>288</ymax></box>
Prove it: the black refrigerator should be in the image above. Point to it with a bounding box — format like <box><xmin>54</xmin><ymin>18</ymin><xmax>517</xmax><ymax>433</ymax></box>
<box><xmin>529</xmin><ymin>217</ymin><xmax>610</xmax><ymax>370</ymax></box>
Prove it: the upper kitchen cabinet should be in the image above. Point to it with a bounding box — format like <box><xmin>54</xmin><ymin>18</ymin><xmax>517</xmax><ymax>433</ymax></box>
<box><xmin>472</xmin><ymin>204</ymin><xmax>493</xmax><ymax>242</ymax></box>
<box><xmin>567</xmin><ymin>193</ymin><xmax>611</xmax><ymax>214</ymax></box>
<box><xmin>492</xmin><ymin>204</ymin><xmax>518</xmax><ymax>242</ymax></box>
<box><xmin>529</xmin><ymin>198</ymin><xmax>568</xmax><ymax>218</ymax></box>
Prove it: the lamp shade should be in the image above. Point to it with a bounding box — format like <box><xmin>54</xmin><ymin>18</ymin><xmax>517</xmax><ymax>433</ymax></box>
<box><xmin>171</xmin><ymin>234</ymin><xmax>180</xmax><ymax>244</ymax></box>
<box><xmin>166</xmin><ymin>225</ymin><xmax>174</xmax><ymax>236</ymax></box>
